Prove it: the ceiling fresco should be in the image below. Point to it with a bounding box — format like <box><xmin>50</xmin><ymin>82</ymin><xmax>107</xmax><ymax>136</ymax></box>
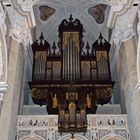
<box><xmin>88</xmin><ymin>4</ymin><xmax>107</xmax><ymax>24</ymax></box>
<box><xmin>39</xmin><ymin>5</ymin><xmax>56</xmax><ymax>21</ymax></box>
<box><xmin>33</xmin><ymin>1</ymin><xmax>111</xmax><ymax>47</ymax></box>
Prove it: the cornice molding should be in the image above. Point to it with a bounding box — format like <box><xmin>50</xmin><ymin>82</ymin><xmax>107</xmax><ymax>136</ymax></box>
<box><xmin>107</xmin><ymin>0</ymin><xmax>133</xmax><ymax>28</ymax></box>
<box><xmin>109</xmin><ymin>3</ymin><xmax>139</xmax><ymax>78</ymax></box>
<box><xmin>2</xmin><ymin>1</ymin><xmax>33</xmax><ymax>47</ymax></box>
<box><xmin>11</xmin><ymin>0</ymin><xmax>35</xmax><ymax>28</ymax></box>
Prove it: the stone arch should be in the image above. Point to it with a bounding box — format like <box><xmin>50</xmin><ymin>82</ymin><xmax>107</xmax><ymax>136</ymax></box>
<box><xmin>20</xmin><ymin>134</ymin><xmax>45</xmax><ymax>140</ymax></box>
<box><xmin>58</xmin><ymin>134</ymin><xmax>88</xmax><ymax>140</ymax></box>
<box><xmin>101</xmin><ymin>135</ymin><xmax>126</xmax><ymax>140</ymax></box>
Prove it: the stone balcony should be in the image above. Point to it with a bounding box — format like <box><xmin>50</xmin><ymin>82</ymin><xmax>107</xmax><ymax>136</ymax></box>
<box><xmin>17</xmin><ymin>114</ymin><xmax>130</xmax><ymax>140</ymax></box>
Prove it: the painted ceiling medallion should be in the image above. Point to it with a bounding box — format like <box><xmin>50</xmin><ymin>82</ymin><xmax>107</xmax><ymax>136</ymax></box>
<box><xmin>39</xmin><ymin>5</ymin><xmax>56</xmax><ymax>21</ymax></box>
<box><xmin>88</xmin><ymin>4</ymin><xmax>107</xmax><ymax>24</ymax></box>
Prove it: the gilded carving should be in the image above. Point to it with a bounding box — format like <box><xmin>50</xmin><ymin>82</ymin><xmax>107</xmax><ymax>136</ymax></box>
<box><xmin>96</xmin><ymin>51</ymin><xmax>107</xmax><ymax>61</ymax></box>
<box><xmin>52</xmin><ymin>94</ymin><xmax>58</xmax><ymax>109</ymax></box>
<box><xmin>96</xmin><ymin>88</ymin><xmax>112</xmax><ymax>99</ymax></box>
<box><xmin>62</xmin><ymin>32</ymin><xmax>80</xmax><ymax>52</ymax></box>
<box><xmin>86</xmin><ymin>94</ymin><xmax>91</xmax><ymax>108</ymax></box>
<box><xmin>30</xmin><ymin>88</ymin><xmax>47</xmax><ymax>100</ymax></box>
<box><xmin>52</xmin><ymin>61</ymin><xmax>61</xmax><ymax>79</ymax></box>
<box><xmin>35</xmin><ymin>51</ymin><xmax>47</xmax><ymax>61</ymax></box>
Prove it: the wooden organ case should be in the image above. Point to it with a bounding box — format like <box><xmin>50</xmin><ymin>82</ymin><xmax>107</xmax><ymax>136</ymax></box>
<box><xmin>29</xmin><ymin>15</ymin><xmax>114</xmax><ymax>133</ymax></box>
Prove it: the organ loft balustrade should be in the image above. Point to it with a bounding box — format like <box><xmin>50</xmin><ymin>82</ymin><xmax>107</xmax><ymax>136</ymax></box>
<box><xmin>28</xmin><ymin>15</ymin><xmax>115</xmax><ymax>133</ymax></box>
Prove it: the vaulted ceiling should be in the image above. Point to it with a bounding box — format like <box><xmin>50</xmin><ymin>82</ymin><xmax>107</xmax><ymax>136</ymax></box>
<box><xmin>33</xmin><ymin>0</ymin><xmax>111</xmax><ymax>47</ymax></box>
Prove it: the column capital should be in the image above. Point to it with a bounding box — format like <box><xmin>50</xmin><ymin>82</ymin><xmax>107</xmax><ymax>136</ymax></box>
<box><xmin>111</xmin><ymin>1</ymin><xmax>138</xmax><ymax>46</ymax></box>
<box><xmin>10</xmin><ymin>26</ymin><xmax>32</xmax><ymax>47</ymax></box>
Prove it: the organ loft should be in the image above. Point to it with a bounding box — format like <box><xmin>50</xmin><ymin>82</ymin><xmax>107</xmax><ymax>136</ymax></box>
<box><xmin>29</xmin><ymin>15</ymin><xmax>114</xmax><ymax>133</ymax></box>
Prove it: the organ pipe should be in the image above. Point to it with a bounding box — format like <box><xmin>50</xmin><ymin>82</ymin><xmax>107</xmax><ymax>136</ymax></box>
<box><xmin>63</xmin><ymin>33</ymin><xmax>80</xmax><ymax>80</ymax></box>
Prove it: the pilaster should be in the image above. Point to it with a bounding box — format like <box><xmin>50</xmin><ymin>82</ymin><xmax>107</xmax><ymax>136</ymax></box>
<box><xmin>0</xmin><ymin>38</ymin><xmax>25</xmax><ymax>140</ymax></box>
<box><xmin>123</xmin><ymin>36</ymin><xmax>140</xmax><ymax>140</ymax></box>
<box><xmin>136</xmin><ymin>8</ymin><xmax>140</xmax><ymax>89</ymax></box>
<box><xmin>0</xmin><ymin>3</ymin><xmax>8</xmax><ymax>115</ymax></box>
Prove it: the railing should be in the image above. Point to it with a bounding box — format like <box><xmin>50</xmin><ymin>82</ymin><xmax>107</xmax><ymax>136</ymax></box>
<box><xmin>17</xmin><ymin>114</ymin><xmax>130</xmax><ymax>140</ymax></box>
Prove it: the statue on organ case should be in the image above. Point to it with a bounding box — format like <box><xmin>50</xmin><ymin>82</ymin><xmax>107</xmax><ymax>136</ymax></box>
<box><xmin>52</xmin><ymin>94</ymin><xmax>58</xmax><ymax>109</ymax></box>
<box><xmin>86</xmin><ymin>94</ymin><xmax>91</xmax><ymax>108</ymax></box>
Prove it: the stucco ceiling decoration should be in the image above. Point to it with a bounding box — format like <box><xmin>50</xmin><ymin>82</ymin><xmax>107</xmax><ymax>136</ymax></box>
<box><xmin>10</xmin><ymin>0</ymin><xmax>138</xmax><ymax>49</ymax></box>
<box><xmin>88</xmin><ymin>4</ymin><xmax>107</xmax><ymax>24</ymax></box>
<box><xmin>39</xmin><ymin>5</ymin><xmax>56</xmax><ymax>21</ymax></box>
<box><xmin>32</xmin><ymin>0</ymin><xmax>112</xmax><ymax>46</ymax></box>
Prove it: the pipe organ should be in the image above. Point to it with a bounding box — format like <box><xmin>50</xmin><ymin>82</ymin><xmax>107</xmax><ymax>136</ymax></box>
<box><xmin>63</xmin><ymin>33</ymin><xmax>80</xmax><ymax>80</ymax></box>
<box><xmin>29</xmin><ymin>15</ymin><xmax>114</xmax><ymax>133</ymax></box>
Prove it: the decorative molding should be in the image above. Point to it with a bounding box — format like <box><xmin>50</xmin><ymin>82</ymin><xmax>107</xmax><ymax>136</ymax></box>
<box><xmin>2</xmin><ymin>2</ymin><xmax>33</xmax><ymax>47</ymax></box>
<box><xmin>11</xmin><ymin>27</ymin><xmax>32</xmax><ymax>47</ymax></box>
<box><xmin>107</xmin><ymin>0</ymin><xmax>132</xmax><ymax>28</ymax></box>
<box><xmin>110</xmin><ymin>3</ymin><xmax>139</xmax><ymax>75</ymax></box>
<box><xmin>17</xmin><ymin>114</ymin><xmax>130</xmax><ymax>140</ymax></box>
<box><xmin>12</xmin><ymin>0</ymin><xmax>36</xmax><ymax>28</ymax></box>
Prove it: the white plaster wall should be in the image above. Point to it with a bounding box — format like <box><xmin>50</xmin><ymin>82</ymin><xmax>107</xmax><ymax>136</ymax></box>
<box><xmin>113</xmin><ymin>36</ymin><xmax>140</xmax><ymax>140</ymax></box>
<box><xmin>0</xmin><ymin>38</ymin><xmax>25</xmax><ymax>140</ymax></box>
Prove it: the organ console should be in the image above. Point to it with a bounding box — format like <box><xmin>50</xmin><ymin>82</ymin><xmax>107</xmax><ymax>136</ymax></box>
<box><xmin>29</xmin><ymin>15</ymin><xmax>114</xmax><ymax>133</ymax></box>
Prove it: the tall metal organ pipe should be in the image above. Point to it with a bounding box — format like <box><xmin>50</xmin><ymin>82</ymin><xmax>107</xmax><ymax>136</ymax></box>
<box><xmin>63</xmin><ymin>34</ymin><xmax>80</xmax><ymax>80</ymax></box>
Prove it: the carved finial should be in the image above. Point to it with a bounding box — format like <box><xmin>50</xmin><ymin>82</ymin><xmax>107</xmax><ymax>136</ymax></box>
<box><xmin>86</xmin><ymin>42</ymin><xmax>90</xmax><ymax>55</ymax></box>
<box><xmin>39</xmin><ymin>32</ymin><xmax>44</xmax><ymax>40</ymax></box>
<box><xmin>52</xmin><ymin>41</ymin><xmax>57</xmax><ymax>55</ymax></box>
<box><xmin>69</xmin><ymin>14</ymin><xmax>73</xmax><ymax>22</ymax></box>
<box><xmin>98</xmin><ymin>33</ymin><xmax>103</xmax><ymax>45</ymax></box>
<box><xmin>39</xmin><ymin>32</ymin><xmax>44</xmax><ymax>45</ymax></box>
<box><xmin>99</xmin><ymin>33</ymin><xmax>103</xmax><ymax>40</ymax></box>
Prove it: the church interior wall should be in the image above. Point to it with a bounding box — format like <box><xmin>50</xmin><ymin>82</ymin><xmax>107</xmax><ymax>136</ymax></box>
<box><xmin>0</xmin><ymin>38</ymin><xmax>25</xmax><ymax>140</ymax></box>
<box><xmin>112</xmin><ymin>35</ymin><xmax>140</xmax><ymax>140</ymax></box>
<box><xmin>0</xmin><ymin>1</ymin><xmax>140</xmax><ymax>140</ymax></box>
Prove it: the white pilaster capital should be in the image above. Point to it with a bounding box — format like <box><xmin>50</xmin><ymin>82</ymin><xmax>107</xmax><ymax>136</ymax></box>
<box><xmin>10</xmin><ymin>26</ymin><xmax>32</xmax><ymax>47</ymax></box>
<box><xmin>111</xmin><ymin>3</ymin><xmax>138</xmax><ymax>46</ymax></box>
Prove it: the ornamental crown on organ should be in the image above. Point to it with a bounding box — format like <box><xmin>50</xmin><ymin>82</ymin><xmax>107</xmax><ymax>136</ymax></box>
<box><xmin>29</xmin><ymin>15</ymin><xmax>114</xmax><ymax>133</ymax></box>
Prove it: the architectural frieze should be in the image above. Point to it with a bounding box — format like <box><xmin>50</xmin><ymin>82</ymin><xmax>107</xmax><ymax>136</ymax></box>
<box><xmin>17</xmin><ymin>115</ymin><xmax>129</xmax><ymax>140</ymax></box>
